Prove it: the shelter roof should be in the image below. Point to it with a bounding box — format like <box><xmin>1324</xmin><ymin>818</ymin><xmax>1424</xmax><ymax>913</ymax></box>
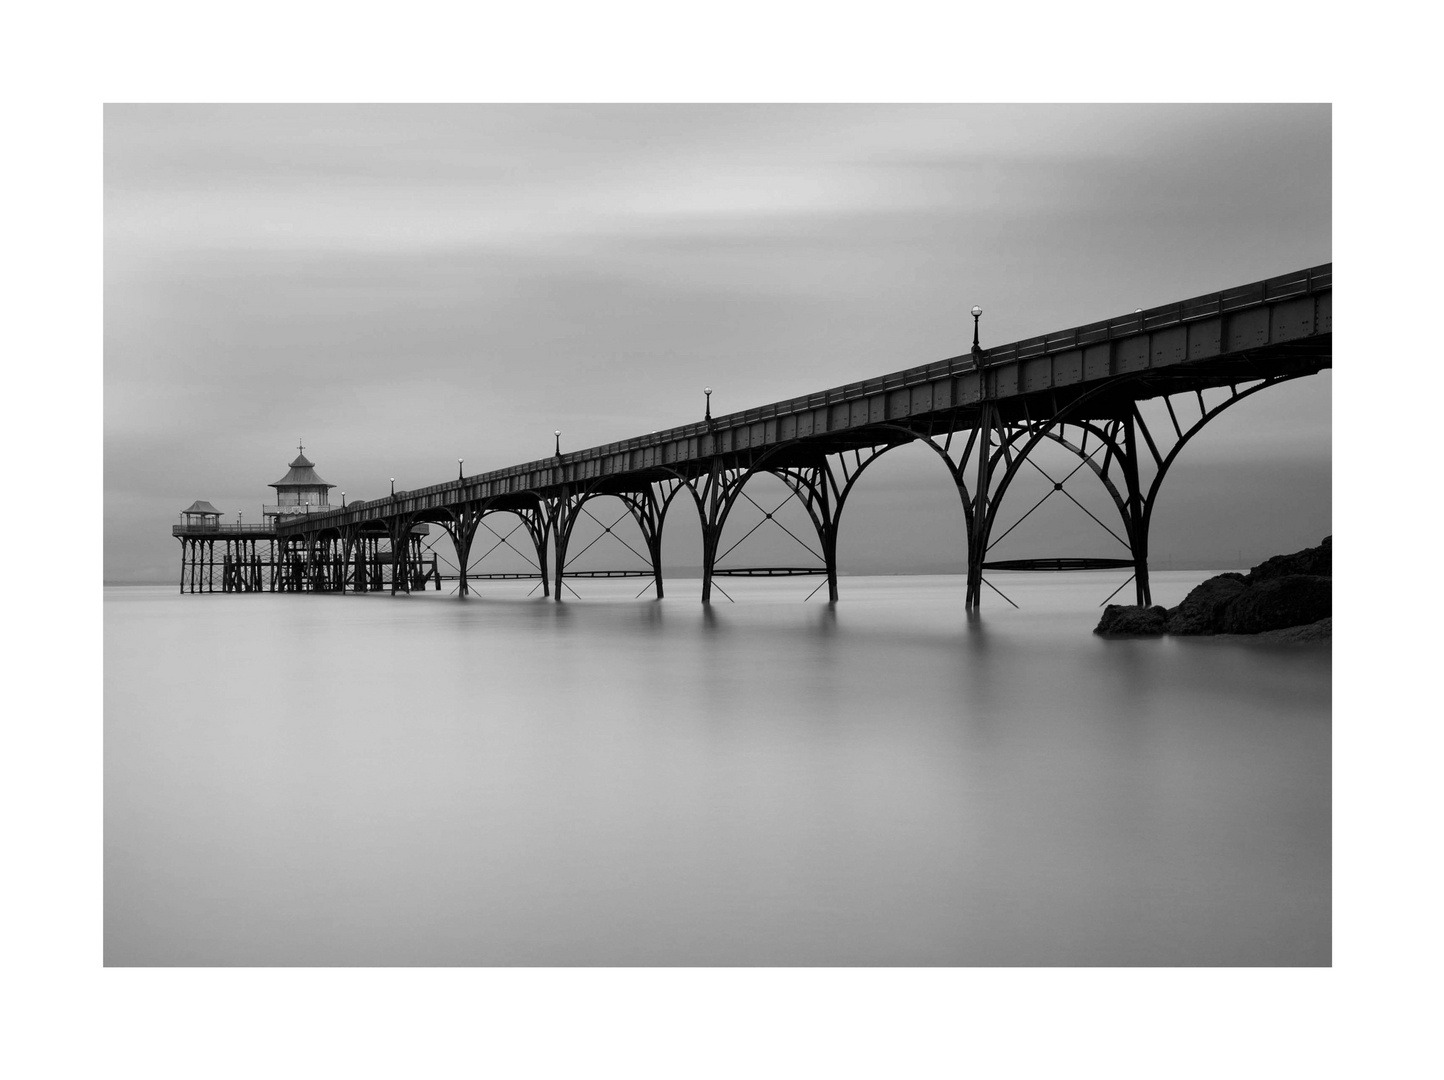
<box><xmin>182</xmin><ymin>500</ymin><xmax>222</xmax><ymax>515</ymax></box>
<box><xmin>270</xmin><ymin>452</ymin><xmax>334</xmax><ymax>490</ymax></box>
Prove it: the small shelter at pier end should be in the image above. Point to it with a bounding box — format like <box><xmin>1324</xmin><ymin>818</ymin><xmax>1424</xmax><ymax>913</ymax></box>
<box><xmin>263</xmin><ymin>444</ymin><xmax>336</xmax><ymax>522</ymax></box>
<box><xmin>179</xmin><ymin>500</ymin><xmax>222</xmax><ymax>527</ymax></box>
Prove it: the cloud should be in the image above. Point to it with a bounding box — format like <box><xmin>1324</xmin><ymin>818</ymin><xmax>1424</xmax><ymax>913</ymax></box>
<box><xmin>105</xmin><ymin>105</ymin><xmax>1330</xmax><ymax>581</ymax></box>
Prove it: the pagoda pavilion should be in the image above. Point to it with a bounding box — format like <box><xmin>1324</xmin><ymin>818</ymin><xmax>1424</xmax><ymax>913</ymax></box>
<box><xmin>263</xmin><ymin>442</ymin><xmax>336</xmax><ymax>521</ymax></box>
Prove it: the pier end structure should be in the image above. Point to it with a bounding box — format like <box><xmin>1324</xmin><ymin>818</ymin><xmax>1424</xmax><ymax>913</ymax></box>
<box><xmin>173</xmin><ymin>447</ymin><xmax>433</xmax><ymax>593</ymax></box>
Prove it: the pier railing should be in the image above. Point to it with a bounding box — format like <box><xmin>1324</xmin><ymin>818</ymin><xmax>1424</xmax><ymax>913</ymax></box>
<box><xmin>284</xmin><ymin>262</ymin><xmax>1331</xmax><ymax>529</ymax></box>
<box><xmin>173</xmin><ymin>523</ymin><xmax>277</xmax><ymax>536</ymax></box>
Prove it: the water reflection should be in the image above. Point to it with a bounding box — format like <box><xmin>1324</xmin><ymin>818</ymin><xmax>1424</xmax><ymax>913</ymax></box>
<box><xmin>105</xmin><ymin>572</ymin><xmax>1329</xmax><ymax>966</ymax></box>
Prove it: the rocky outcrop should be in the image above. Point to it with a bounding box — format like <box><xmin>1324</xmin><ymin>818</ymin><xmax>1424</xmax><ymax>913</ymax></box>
<box><xmin>1164</xmin><ymin>572</ymin><xmax>1249</xmax><ymax>635</ymax></box>
<box><xmin>1219</xmin><ymin>574</ymin><xmax>1331</xmax><ymax>634</ymax></box>
<box><xmin>1246</xmin><ymin>535</ymin><xmax>1330</xmax><ymax>583</ymax></box>
<box><xmin>1094</xmin><ymin>604</ymin><xmax>1169</xmax><ymax>636</ymax></box>
<box><xmin>1093</xmin><ymin>537</ymin><xmax>1331</xmax><ymax>640</ymax></box>
<box><xmin>1216</xmin><ymin>618</ymin><xmax>1331</xmax><ymax>644</ymax></box>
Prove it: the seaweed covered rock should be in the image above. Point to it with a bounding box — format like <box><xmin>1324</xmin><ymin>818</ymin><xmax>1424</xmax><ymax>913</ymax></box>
<box><xmin>1165</xmin><ymin>572</ymin><xmax>1249</xmax><ymax>635</ymax></box>
<box><xmin>1219</xmin><ymin>574</ymin><xmax>1332</xmax><ymax>634</ymax></box>
<box><xmin>1246</xmin><ymin>536</ymin><xmax>1331</xmax><ymax>584</ymax></box>
<box><xmin>1094</xmin><ymin>604</ymin><xmax>1169</xmax><ymax>636</ymax></box>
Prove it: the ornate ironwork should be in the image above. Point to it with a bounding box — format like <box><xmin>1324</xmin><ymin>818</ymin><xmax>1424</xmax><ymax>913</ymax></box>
<box><xmin>223</xmin><ymin>264</ymin><xmax>1330</xmax><ymax>607</ymax></box>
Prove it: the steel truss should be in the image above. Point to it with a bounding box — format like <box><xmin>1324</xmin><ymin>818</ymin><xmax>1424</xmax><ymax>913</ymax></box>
<box><xmin>962</xmin><ymin>370</ymin><xmax>1313</xmax><ymax>608</ymax></box>
<box><xmin>435</xmin><ymin>504</ymin><xmax>549</xmax><ymax>599</ymax></box>
<box><xmin>420</xmin><ymin>483</ymin><xmax>677</xmax><ymax>601</ymax></box>
<box><xmin>668</xmin><ymin>444</ymin><xmax>889</xmax><ymax>603</ymax></box>
<box><xmin>540</xmin><ymin>479</ymin><xmax>684</xmax><ymax>600</ymax></box>
<box><xmin>259</xmin><ymin>372</ymin><xmax>1317</xmax><ymax>608</ymax></box>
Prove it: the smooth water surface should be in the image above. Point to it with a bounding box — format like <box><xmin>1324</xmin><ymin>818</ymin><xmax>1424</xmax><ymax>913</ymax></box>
<box><xmin>104</xmin><ymin>573</ymin><xmax>1330</xmax><ymax>965</ymax></box>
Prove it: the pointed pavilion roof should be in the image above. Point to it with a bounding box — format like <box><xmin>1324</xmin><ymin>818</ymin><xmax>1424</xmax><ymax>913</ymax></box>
<box><xmin>270</xmin><ymin>448</ymin><xmax>335</xmax><ymax>490</ymax></box>
<box><xmin>182</xmin><ymin>500</ymin><xmax>223</xmax><ymax>515</ymax></box>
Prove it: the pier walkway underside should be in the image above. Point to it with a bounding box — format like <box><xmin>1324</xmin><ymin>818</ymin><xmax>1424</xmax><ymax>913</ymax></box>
<box><xmin>276</xmin><ymin>264</ymin><xmax>1331</xmax><ymax>608</ymax></box>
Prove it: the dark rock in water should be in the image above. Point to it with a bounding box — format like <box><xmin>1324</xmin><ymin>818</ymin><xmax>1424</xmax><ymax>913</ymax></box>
<box><xmin>1165</xmin><ymin>572</ymin><xmax>1249</xmax><ymax>635</ymax></box>
<box><xmin>1091</xmin><ymin>537</ymin><xmax>1333</xmax><ymax>639</ymax></box>
<box><xmin>1247</xmin><ymin>535</ymin><xmax>1331</xmax><ymax>583</ymax></box>
<box><xmin>1220</xmin><ymin>574</ymin><xmax>1332</xmax><ymax>634</ymax></box>
<box><xmin>1094</xmin><ymin>604</ymin><xmax>1169</xmax><ymax>636</ymax></box>
<box><xmin>1251</xmin><ymin>618</ymin><xmax>1331</xmax><ymax>644</ymax></box>
<box><xmin>1208</xmin><ymin>618</ymin><xmax>1332</xmax><ymax>644</ymax></box>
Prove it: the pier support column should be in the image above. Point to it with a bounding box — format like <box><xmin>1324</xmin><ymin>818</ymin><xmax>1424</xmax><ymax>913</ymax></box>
<box><xmin>616</xmin><ymin>488</ymin><xmax>668</xmax><ymax>600</ymax></box>
<box><xmin>442</xmin><ymin>511</ymin><xmax>481</xmax><ymax>598</ymax></box>
<box><xmin>643</xmin><ymin>492</ymin><xmax>666</xmax><ymax>600</ymax></box>
<box><xmin>387</xmin><ymin>518</ymin><xmax>416</xmax><ymax>595</ymax></box>
<box><xmin>456</xmin><ymin>521</ymin><xmax>475</xmax><ymax>597</ymax></box>
<box><xmin>549</xmin><ymin>489</ymin><xmax>575</xmax><ymax>602</ymax></box>
<box><xmin>698</xmin><ymin>461</ymin><xmax>727</xmax><ymax>605</ymax></box>
<box><xmin>299</xmin><ymin>534</ymin><xmax>316</xmax><ymax>592</ymax></box>
<box><xmin>1119</xmin><ymin>411</ymin><xmax>1152</xmax><ymax>607</ymax></box>
<box><xmin>768</xmin><ymin>461</ymin><xmax>843</xmax><ymax>603</ymax></box>
<box><xmin>645</xmin><ymin>526</ymin><xmax>665</xmax><ymax>600</ymax></box>
<box><xmin>965</xmin><ymin>403</ymin><xmax>1001</xmax><ymax>611</ymax></box>
<box><xmin>528</xmin><ymin>514</ymin><xmax>551</xmax><ymax>598</ymax></box>
<box><xmin>699</xmin><ymin>523</ymin><xmax>721</xmax><ymax>604</ymax></box>
<box><xmin>821</xmin><ymin>523</ymin><xmax>839</xmax><ymax>604</ymax></box>
<box><xmin>619</xmin><ymin>482</ymin><xmax>679</xmax><ymax>600</ymax></box>
<box><xmin>815</xmin><ymin>469</ymin><xmax>841</xmax><ymax>604</ymax></box>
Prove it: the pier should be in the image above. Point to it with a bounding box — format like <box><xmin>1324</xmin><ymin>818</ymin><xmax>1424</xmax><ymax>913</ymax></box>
<box><xmin>180</xmin><ymin>264</ymin><xmax>1331</xmax><ymax>607</ymax></box>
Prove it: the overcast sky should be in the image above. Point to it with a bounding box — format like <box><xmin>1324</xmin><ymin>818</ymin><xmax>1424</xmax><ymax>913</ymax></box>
<box><xmin>105</xmin><ymin>104</ymin><xmax>1330</xmax><ymax>582</ymax></box>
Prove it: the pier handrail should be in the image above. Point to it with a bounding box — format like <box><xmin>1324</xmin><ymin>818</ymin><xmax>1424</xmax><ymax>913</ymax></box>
<box><xmin>293</xmin><ymin>262</ymin><xmax>1331</xmax><ymax>522</ymax></box>
<box><xmin>173</xmin><ymin>523</ymin><xmax>278</xmax><ymax>535</ymax></box>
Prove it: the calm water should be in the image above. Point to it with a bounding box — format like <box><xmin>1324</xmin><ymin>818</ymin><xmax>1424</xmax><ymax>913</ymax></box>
<box><xmin>104</xmin><ymin>572</ymin><xmax>1330</xmax><ymax>966</ymax></box>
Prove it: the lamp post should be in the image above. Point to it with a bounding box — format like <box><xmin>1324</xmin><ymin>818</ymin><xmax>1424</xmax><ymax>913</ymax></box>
<box><xmin>704</xmin><ymin>386</ymin><xmax>712</xmax><ymax>422</ymax></box>
<box><xmin>458</xmin><ymin>458</ymin><xmax>464</xmax><ymax>480</ymax></box>
<box><xmin>341</xmin><ymin>491</ymin><xmax>346</xmax><ymax>508</ymax></box>
<box><xmin>554</xmin><ymin>430</ymin><xmax>562</xmax><ymax>458</ymax></box>
<box><xmin>971</xmin><ymin>305</ymin><xmax>983</xmax><ymax>358</ymax></box>
<box><xmin>390</xmin><ymin>477</ymin><xmax>395</xmax><ymax>497</ymax></box>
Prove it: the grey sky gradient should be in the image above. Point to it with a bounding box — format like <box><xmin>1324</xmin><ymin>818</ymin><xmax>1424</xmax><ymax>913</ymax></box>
<box><xmin>105</xmin><ymin>104</ymin><xmax>1330</xmax><ymax>582</ymax></box>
